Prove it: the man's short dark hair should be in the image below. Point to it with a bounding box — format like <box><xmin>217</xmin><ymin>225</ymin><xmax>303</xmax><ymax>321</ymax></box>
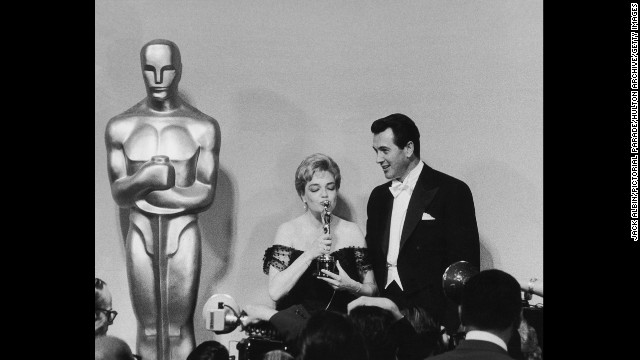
<box><xmin>186</xmin><ymin>340</ymin><xmax>229</xmax><ymax>360</ymax></box>
<box><xmin>371</xmin><ymin>113</ymin><xmax>421</xmax><ymax>158</ymax></box>
<box><xmin>349</xmin><ymin>306</ymin><xmax>396</xmax><ymax>360</ymax></box>
<box><xmin>460</xmin><ymin>269</ymin><xmax>521</xmax><ymax>332</ymax></box>
<box><xmin>298</xmin><ymin>310</ymin><xmax>367</xmax><ymax>360</ymax></box>
<box><xmin>401</xmin><ymin>306</ymin><xmax>446</xmax><ymax>356</ymax></box>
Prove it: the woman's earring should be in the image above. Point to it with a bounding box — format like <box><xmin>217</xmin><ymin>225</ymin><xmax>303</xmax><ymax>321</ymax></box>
<box><xmin>303</xmin><ymin>201</ymin><xmax>308</xmax><ymax>211</ymax></box>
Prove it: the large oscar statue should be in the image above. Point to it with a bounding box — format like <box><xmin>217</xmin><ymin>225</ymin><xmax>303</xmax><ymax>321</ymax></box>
<box><xmin>105</xmin><ymin>39</ymin><xmax>221</xmax><ymax>360</ymax></box>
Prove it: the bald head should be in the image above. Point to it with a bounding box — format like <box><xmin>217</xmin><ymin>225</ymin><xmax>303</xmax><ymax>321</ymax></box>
<box><xmin>140</xmin><ymin>39</ymin><xmax>182</xmax><ymax>100</ymax></box>
<box><xmin>95</xmin><ymin>336</ymin><xmax>134</xmax><ymax>360</ymax></box>
<box><xmin>95</xmin><ymin>278</ymin><xmax>114</xmax><ymax>337</ymax></box>
<box><xmin>95</xmin><ymin>278</ymin><xmax>112</xmax><ymax>309</ymax></box>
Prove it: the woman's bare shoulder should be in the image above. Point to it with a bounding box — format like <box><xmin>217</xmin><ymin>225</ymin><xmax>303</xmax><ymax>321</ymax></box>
<box><xmin>335</xmin><ymin>217</ymin><xmax>366</xmax><ymax>247</ymax></box>
<box><xmin>273</xmin><ymin>216</ymin><xmax>306</xmax><ymax>246</ymax></box>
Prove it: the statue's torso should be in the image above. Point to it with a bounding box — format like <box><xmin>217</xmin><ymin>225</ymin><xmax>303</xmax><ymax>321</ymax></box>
<box><xmin>107</xmin><ymin>101</ymin><xmax>218</xmax><ymax>215</ymax></box>
<box><xmin>123</xmin><ymin>117</ymin><xmax>201</xmax><ymax>187</ymax></box>
<box><xmin>117</xmin><ymin>114</ymin><xmax>208</xmax><ymax>243</ymax></box>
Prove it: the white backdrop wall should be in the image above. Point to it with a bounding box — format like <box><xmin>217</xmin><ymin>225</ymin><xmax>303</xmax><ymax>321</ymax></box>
<box><xmin>95</xmin><ymin>0</ymin><xmax>543</xmax><ymax>352</ymax></box>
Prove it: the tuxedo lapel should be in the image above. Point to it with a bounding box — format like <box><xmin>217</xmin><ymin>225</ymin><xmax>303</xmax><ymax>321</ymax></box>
<box><xmin>380</xmin><ymin>186</ymin><xmax>394</xmax><ymax>259</ymax></box>
<box><xmin>399</xmin><ymin>165</ymin><xmax>439</xmax><ymax>252</ymax></box>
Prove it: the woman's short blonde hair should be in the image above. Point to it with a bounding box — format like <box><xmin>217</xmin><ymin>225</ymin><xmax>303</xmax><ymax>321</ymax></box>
<box><xmin>294</xmin><ymin>153</ymin><xmax>341</xmax><ymax>197</ymax></box>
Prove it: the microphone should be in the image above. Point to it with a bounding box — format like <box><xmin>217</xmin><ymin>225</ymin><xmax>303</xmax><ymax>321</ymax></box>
<box><xmin>202</xmin><ymin>293</ymin><xmax>245</xmax><ymax>334</ymax></box>
<box><xmin>202</xmin><ymin>294</ymin><xmax>287</xmax><ymax>359</ymax></box>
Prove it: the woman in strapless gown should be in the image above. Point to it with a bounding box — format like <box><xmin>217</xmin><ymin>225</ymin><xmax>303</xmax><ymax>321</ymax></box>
<box><xmin>260</xmin><ymin>153</ymin><xmax>378</xmax><ymax>342</ymax></box>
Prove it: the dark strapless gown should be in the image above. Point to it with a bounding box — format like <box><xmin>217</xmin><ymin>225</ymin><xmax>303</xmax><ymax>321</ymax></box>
<box><xmin>262</xmin><ymin>245</ymin><xmax>373</xmax><ymax>314</ymax></box>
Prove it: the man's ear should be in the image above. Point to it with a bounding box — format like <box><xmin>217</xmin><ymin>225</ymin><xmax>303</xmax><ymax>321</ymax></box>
<box><xmin>458</xmin><ymin>305</ymin><xmax>463</xmax><ymax>323</ymax></box>
<box><xmin>404</xmin><ymin>141</ymin><xmax>414</xmax><ymax>158</ymax></box>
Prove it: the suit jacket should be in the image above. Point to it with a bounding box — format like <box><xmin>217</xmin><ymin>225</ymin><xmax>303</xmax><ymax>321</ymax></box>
<box><xmin>365</xmin><ymin>163</ymin><xmax>480</xmax><ymax>329</ymax></box>
<box><xmin>429</xmin><ymin>340</ymin><xmax>514</xmax><ymax>360</ymax></box>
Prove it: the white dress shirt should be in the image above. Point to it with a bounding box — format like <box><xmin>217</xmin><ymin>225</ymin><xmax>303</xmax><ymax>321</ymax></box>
<box><xmin>385</xmin><ymin>161</ymin><xmax>424</xmax><ymax>290</ymax></box>
<box><xmin>464</xmin><ymin>330</ymin><xmax>508</xmax><ymax>352</ymax></box>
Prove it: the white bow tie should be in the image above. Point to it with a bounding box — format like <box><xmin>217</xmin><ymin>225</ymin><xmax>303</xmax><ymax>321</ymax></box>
<box><xmin>389</xmin><ymin>180</ymin><xmax>411</xmax><ymax>198</ymax></box>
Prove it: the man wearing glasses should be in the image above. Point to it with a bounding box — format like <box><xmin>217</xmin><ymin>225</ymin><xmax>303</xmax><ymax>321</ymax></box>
<box><xmin>95</xmin><ymin>278</ymin><xmax>118</xmax><ymax>337</ymax></box>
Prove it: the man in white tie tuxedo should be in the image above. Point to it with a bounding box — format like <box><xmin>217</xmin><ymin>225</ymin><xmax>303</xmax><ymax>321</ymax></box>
<box><xmin>365</xmin><ymin>113</ymin><xmax>480</xmax><ymax>333</ymax></box>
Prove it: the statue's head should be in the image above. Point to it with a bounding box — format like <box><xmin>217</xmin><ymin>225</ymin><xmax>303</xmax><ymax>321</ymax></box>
<box><xmin>140</xmin><ymin>39</ymin><xmax>182</xmax><ymax>101</ymax></box>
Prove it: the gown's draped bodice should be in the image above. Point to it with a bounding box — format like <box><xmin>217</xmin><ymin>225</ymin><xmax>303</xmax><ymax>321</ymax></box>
<box><xmin>263</xmin><ymin>245</ymin><xmax>373</xmax><ymax>314</ymax></box>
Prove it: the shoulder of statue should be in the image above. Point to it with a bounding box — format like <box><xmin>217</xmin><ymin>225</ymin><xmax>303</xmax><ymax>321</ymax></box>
<box><xmin>122</xmin><ymin>98</ymin><xmax>151</xmax><ymax>116</ymax></box>
<box><xmin>106</xmin><ymin>105</ymin><xmax>146</xmax><ymax>140</ymax></box>
<box><xmin>173</xmin><ymin>105</ymin><xmax>221</xmax><ymax>148</ymax></box>
<box><xmin>108</xmin><ymin>100</ymin><xmax>150</xmax><ymax>122</ymax></box>
<box><xmin>184</xmin><ymin>108</ymin><xmax>221</xmax><ymax>135</ymax></box>
<box><xmin>180</xmin><ymin>102</ymin><xmax>219</xmax><ymax>122</ymax></box>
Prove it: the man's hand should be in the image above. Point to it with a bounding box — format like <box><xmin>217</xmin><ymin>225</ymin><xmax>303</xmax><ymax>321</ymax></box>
<box><xmin>240</xmin><ymin>304</ymin><xmax>277</xmax><ymax>327</ymax></box>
